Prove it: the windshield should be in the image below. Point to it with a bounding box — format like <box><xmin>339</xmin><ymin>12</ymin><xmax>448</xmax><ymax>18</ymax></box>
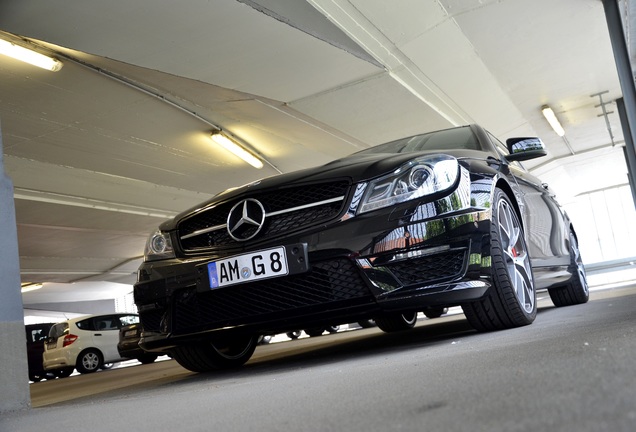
<box><xmin>48</xmin><ymin>323</ymin><xmax>69</xmax><ymax>341</ymax></box>
<box><xmin>357</xmin><ymin>126</ymin><xmax>479</xmax><ymax>155</ymax></box>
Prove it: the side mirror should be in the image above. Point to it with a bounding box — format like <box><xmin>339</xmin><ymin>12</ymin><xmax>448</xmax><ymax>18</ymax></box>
<box><xmin>505</xmin><ymin>137</ymin><xmax>547</xmax><ymax>162</ymax></box>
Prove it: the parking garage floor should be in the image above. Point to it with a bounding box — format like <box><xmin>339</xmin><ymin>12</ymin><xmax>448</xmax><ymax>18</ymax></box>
<box><xmin>2</xmin><ymin>283</ymin><xmax>636</xmax><ymax>432</ymax></box>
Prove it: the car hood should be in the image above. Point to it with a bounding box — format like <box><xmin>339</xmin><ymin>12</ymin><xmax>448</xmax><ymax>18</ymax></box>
<box><xmin>161</xmin><ymin>149</ymin><xmax>485</xmax><ymax>230</ymax></box>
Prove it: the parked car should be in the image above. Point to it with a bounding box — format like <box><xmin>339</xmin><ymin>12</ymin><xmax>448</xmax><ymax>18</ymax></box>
<box><xmin>303</xmin><ymin>325</ymin><xmax>341</xmax><ymax>337</ymax></box>
<box><xmin>117</xmin><ymin>323</ymin><xmax>159</xmax><ymax>364</ymax></box>
<box><xmin>25</xmin><ymin>323</ymin><xmax>55</xmax><ymax>382</ymax></box>
<box><xmin>43</xmin><ymin>313</ymin><xmax>139</xmax><ymax>375</ymax></box>
<box><xmin>133</xmin><ymin>124</ymin><xmax>589</xmax><ymax>372</ymax></box>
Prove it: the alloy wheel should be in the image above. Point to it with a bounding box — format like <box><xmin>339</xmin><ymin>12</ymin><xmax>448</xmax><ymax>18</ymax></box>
<box><xmin>496</xmin><ymin>198</ymin><xmax>534</xmax><ymax>314</ymax></box>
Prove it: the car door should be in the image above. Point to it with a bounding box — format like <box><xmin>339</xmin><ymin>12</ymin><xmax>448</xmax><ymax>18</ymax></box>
<box><xmin>507</xmin><ymin>165</ymin><xmax>570</xmax><ymax>266</ymax></box>
<box><xmin>91</xmin><ymin>315</ymin><xmax>122</xmax><ymax>363</ymax></box>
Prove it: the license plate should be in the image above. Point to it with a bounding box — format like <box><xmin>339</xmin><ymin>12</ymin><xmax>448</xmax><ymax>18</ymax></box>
<box><xmin>207</xmin><ymin>246</ymin><xmax>289</xmax><ymax>288</ymax></box>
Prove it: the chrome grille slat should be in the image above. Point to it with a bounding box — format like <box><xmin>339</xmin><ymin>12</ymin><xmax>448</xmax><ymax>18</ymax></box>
<box><xmin>177</xmin><ymin>181</ymin><xmax>350</xmax><ymax>252</ymax></box>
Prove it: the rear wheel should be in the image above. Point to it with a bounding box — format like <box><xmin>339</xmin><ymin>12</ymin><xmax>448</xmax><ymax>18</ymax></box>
<box><xmin>548</xmin><ymin>231</ymin><xmax>589</xmax><ymax>306</ymax></box>
<box><xmin>138</xmin><ymin>353</ymin><xmax>159</xmax><ymax>364</ymax></box>
<box><xmin>76</xmin><ymin>349</ymin><xmax>102</xmax><ymax>374</ymax></box>
<box><xmin>286</xmin><ymin>330</ymin><xmax>302</xmax><ymax>340</ymax></box>
<box><xmin>462</xmin><ymin>189</ymin><xmax>536</xmax><ymax>331</ymax></box>
<box><xmin>423</xmin><ymin>307</ymin><xmax>448</xmax><ymax>319</ymax></box>
<box><xmin>171</xmin><ymin>336</ymin><xmax>257</xmax><ymax>372</ymax></box>
<box><xmin>326</xmin><ymin>325</ymin><xmax>340</xmax><ymax>334</ymax></box>
<box><xmin>258</xmin><ymin>335</ymin><xmax>273</xmax><ymax>345</ymax></box>
<box><xmin>357</xmin><ymin>319</ymin><xmax>376</xmax><ymax>328</ymax></box>
<box><xmin>375</xmin><ymin>312</ymin><xmax>417</xmax><ymax>333</ymax></box>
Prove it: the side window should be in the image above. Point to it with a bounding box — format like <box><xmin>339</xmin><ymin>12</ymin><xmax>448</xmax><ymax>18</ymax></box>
<box><xmin>94</xmin><ymin>316</ymin><xmax>117</xmax><ymax>331</ymax></box>
<box><xmin>118</xmin><ymin>315</ymin><xmax>140</xmax><ymax>327</ymax></box>
<box><xmin>48</xmin><ymin>323</ymin><xmax>69</xmax><ymax>341</ymax></box>
<box><xmin>76</xmin><ymin>318</ymin><xmax>96</xmax><ymax>331</ymax></box>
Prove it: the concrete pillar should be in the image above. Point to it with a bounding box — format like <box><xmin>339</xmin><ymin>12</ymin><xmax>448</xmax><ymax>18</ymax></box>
<box><xmin>617</xmin><ymin>98</ymin><xmax>636</xmax><ymax>208</ymax></box>
<box><xmin>602</xmin><ymin>0</ymin><xmax>636</xmax><ymax>170</ymax></box>
<box><xmin>0</xmin><ymin>120</ymin><xmax>30</xmax><ymax>412</ymax></box>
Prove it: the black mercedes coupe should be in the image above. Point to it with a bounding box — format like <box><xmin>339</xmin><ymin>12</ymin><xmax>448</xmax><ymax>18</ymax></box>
<box><xmin>134</xmin><ymin>124</ymin><xmax>589</xmax><ymax>372</ymax></box>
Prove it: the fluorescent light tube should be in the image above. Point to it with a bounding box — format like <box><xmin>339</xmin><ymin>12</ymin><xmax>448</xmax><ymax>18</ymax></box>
<box><xmin>211</xmin><ymin>132</ymin><xmax>264</xmax><ymax>169</ymax></box>
<box><xmin>541</xmin><ymin>105</ymin><xmax>565</xmax><ymax>137</ymax></box>
<box><xmin>0</xmin><ymin>38</ymin><xmax>63</xmax><ymax>71</ymax></box>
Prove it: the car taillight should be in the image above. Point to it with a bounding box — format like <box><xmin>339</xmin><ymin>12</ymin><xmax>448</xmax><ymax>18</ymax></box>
<box><xmin>63</xmin><ymin>334</ymin><xmax>78</xmax><ymax>347</ymax></box>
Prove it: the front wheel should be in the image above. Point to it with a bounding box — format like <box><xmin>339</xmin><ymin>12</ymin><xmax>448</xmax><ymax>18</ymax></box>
<box><xmin>375</xmin><ymin>312</ymin><xmax>417</xmax><ymax>333</ymax></box>
<box><xmin>171</xmin><ymin>336</ymin><xmax>258</xmax><ymax>372</ymax></box>
<box><xmin>462</xmin><ymin>189</ymin><xmax>536</xmax><ymax>331</ymax></box>
<box><xmin>548</xmin><ymin>231</ymin><xmax>589</xmax><ymax>306</ymax></box>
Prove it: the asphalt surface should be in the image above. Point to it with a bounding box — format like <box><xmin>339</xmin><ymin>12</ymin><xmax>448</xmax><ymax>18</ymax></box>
<box><xmin>2</xmin><ymin>284</ymin><xmax>636</xmax><ymax>432</ymax></box>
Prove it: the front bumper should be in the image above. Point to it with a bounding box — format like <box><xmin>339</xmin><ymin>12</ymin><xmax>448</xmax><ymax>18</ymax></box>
<box><xmin>135</xmin><ymin>178</ymin><xmax>495</xmax><ymax>352</ymax></box>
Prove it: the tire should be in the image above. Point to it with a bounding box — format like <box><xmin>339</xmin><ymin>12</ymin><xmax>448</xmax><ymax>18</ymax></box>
<box><xmin>357</xmin><ymin>319</ymin><xmax>376</xmax><ymax>328</ymax></box>
<box><xmin>138</xmin><ymin>354</ymin><xmax>159</xmax><ymax>364</ymax></box>
<box><xmin>375</xmin><ymin>312</ymin><xmax>417</xmax><ymax>333</ymax></box>
<box><xmin>171</xmin><ymin>336</ymin><xmax>257</xmax><ymax>372</ymax></box>
<box><xmin>423</xmin><ymin>307</ymin><xmax>448</xmax><ymax>319</ymax></box>
<box><xmin>54</xmin><ymin>367</ymin><xmax>73</xmax><ymax>378</ymax></box>
<box><xmin>304</xmin><ymin>328</ymin><xmax>325</xmax><ymax>337</ymax></box>
<box><xmin>548</xmin><ymin>231</ymin><xmax>589</xmax><ymax>306</ymax></box>
<box><xmin>462</xmin><ymin>188</ymin><xmax>536</xmax><ymax>331</ymax></box>
<box><xmin>326</xmin><ymin>325</ymin><xmax>340</xmax><ymax>334</ymax></box>
<box><xmin>286</xmin><ymin>330</ymin><xmax>302</xmax><ymax>340</ymax></box>
<box><xmin>258</xmin><ymin>335</ymin><xmax>272</xmax><ymax>345</ymax></box>
<box><xmin>76</xmin><ymin>349</ymin><xmax>102</xmax><ymax>374</ymax></box>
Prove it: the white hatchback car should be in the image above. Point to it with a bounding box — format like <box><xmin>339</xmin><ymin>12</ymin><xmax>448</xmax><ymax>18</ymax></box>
<box><xmin>43</xmin><ymin>313</ymin><xmax>139</xmax><ymax>375</ymax></box>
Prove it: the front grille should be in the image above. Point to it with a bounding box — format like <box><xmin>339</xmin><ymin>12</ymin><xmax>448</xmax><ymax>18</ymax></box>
<box><xmin>385</xmin><ymin>249</ymin><xmax>466</xmax><ymax>286</ymax></box>
<box><xmin>171</xmin><ymin>258</ymin><xmax>372</xmax><ymax>334</ymax></box>
<box><xmin>139</xmin><ymin>310</ymin><xmax>163</xmax><ymax>333</ymax></box>
<box><xmin>177</xmin><ymin>181</ymin><xmax>350</xmax><ymax>253</ymax></box>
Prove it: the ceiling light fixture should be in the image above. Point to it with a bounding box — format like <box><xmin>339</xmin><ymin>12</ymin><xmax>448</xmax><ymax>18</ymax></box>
<box><xmin>0</xmin><ymin>38</ymin><xmax>63</xmax><ymax>71</ymax></box>
<box><xmin>541</xmin><ymin>105</ymin><xmax>565</xmax><ymax>137</ymax></box>
<box><xmin>210</xmin><ymin>131</ymin><xmax>264</xmax><ymax>169</ymax></box>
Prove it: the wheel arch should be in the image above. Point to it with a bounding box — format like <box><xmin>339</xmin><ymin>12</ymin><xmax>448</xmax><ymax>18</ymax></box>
<box><xmin>494</xmin><ymin>178</ymin><xmax>524</xmax><ymax>231</ymax></box>
<box><xmin>77</xmin><ymin>347</ymin><xmax>104</xmax><ymax>363</ymax></box>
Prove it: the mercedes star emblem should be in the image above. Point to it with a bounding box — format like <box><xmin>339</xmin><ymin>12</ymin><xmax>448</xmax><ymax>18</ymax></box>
<box><xmin>227</xmin><ymin>198</ymin><xmax>266</xmax><ymax>241</ymax></box>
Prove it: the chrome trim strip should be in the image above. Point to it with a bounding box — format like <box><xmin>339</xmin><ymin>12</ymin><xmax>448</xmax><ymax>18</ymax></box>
<box><xmin>266</xmin><ymin>196</ymin><xmax>345</xmax><ymax>217</ymax></box>
<box><xmin>181</xmin><ymin>223</ymin><xmax>226</xmax><ymax>240</ymax></box>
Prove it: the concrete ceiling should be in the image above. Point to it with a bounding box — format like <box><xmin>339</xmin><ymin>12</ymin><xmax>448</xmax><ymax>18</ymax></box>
<box><xmin>0</xmin><ymin>0</ymin><xmax>630</xmax><ymax>307</ymax></box>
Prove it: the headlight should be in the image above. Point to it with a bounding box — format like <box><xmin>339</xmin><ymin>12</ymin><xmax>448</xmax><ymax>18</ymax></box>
<box><xmin>143</xmin><ymin>230</ymin><xmax>175</xmax><ymax>262</ymax></box>
<box><xmin>358</xmin><ymin>155</ymin><xmax>458</xmax><ymax>214</ymax></box>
